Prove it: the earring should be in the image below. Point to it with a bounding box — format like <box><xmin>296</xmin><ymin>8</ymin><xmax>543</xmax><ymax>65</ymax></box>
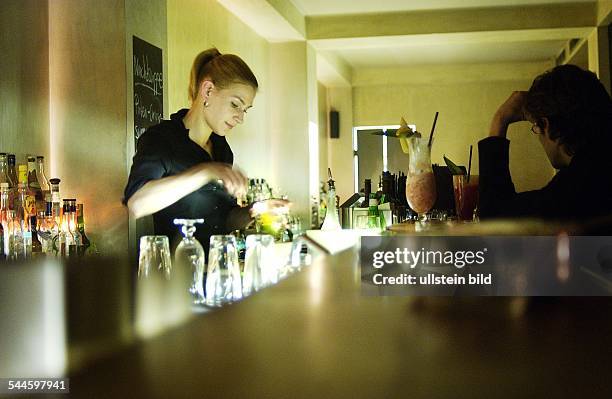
<box><xmin>204</xmin><ymin>101</ymin><xmax>209</xmax><ymax>108</ymax></box>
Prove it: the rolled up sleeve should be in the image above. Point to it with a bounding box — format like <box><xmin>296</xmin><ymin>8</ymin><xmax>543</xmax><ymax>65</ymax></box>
<box><xmin>123</xmin><ymin>131</ymin><xmax>169</xmax><ymax>205</ymax></box>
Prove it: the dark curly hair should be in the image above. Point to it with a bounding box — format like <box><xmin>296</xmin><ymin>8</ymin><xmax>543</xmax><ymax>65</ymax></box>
<box><xmin>523</xmin><ymin>64</ymin><xmax>612</xmax><ymax>156</ymax></box>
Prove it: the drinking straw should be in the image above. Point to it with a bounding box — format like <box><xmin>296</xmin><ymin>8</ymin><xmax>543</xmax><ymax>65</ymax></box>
<box><xmin>467</xmin><ymin>145</ymin><xmax>473</xmax><ymax>183</ymax></box>
<box><xmin>427</xmin><ymin>111</ymin><xmax>439</xmax><ymax>148</ymax></box>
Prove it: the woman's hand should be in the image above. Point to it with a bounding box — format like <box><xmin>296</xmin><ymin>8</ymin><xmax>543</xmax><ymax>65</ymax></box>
<box><xmin>489</xmin><ymin>91</ymin><xmax>528</xmax><ymax>137</ymax></box>
<box><xmin>198</xmin><ymin>163</ymin><xmax>248</xmax><ymax>198</ymax></box>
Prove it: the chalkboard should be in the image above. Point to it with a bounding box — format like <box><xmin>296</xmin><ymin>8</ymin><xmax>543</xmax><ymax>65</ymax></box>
<box><xmin>133</xmin><ymin>36</ymin><xmax>163</xmax><ymax>146</ymax></box>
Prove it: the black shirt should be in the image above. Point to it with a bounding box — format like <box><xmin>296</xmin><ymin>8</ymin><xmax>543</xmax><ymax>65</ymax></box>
<box><xmin>123</xmin><ymin>109</ymin><xmax>239</xmax><ymax>253</ymax></box>
<box><xmin>478</xmin><ymin>136</ymin><xmax>612</xmax><ymax>220</ymax></box>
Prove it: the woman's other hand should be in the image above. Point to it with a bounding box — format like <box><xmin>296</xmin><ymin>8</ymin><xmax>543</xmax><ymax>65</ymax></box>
<box><xmin>249</xmin><ymin>199</ymin><xmax>291</xmax><ymax>217</ymax></box>
<box><xmin>489</xmin><ymin>91</ymin><xmax>528</xmax><ymax>138</ymax></box>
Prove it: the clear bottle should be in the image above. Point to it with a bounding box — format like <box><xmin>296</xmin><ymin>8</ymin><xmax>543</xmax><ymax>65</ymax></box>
<box><xmin>30</xmin><ymin>215</ymin><xmax>42</xmax><ymax>255</ymax></box>
<box><xmin>27</xmin><ymin>156</ymin><xmax>44</xmax><ymax>214</ymax></box>
<box><xmin>321</xmin><ymin>168</ymin><xmax>341</xmax><ymax>231</ymax></box>
<box><xmin>1</xmin><ymin>183</ymin><xmax>11</xmax><ymax>258</ymax></box>
<box><xmin>57</xmin><ymin>200</ymin><xmax>73</xmax><ymax>257</ymax></box>
<box><xmin>36</xmin><ymin>156</ymin><xmax>50</xmax><ymax>199</ymax></box>
<box><xmin>6</xmin><ymin>155</ymin><xmax>18</xmax><ymax>210</ymax></box>
<box><xmin>49</xmin><ymin>178</ymin><xmax>61</xmax><ymax>223</ymax></box>
<box><xmin>7</xmin><ymin>154</ymin><xmax>18</xmax><ymax>190</ymax></box>
<box><xmin>39</xmin><ymin>201</ymin><xmax>59</xmax><ymax>254</ymax></box>
<box><xmin>68</xmin><ymin>199</ymin><xmax>83</xmax><ymax>256</ymax></box>
<box><xmin>76</xmin><ymin>203</ymin><xmax>90</xmax><ymax>248</ymax></box>
<box><xmin>5</xmin><ymin>210</ymin><xmax>20</xmax><ymax>260</ymax></box>
<box><xmin>15</xmin><ymin>165</ymin><xmax>36</xmax><ymax>230</ymax></box>
<box><xmin>0</xmin><ymin>153</ymin><xmax>11</xmax><ymax>187</ymax></box>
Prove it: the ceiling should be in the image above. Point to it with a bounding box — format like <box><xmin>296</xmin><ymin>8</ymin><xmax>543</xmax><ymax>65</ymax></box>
<box><xmin>219</xmin><ymin>0</ymin><xmax>601</xmax><ymax>82</ymax></box>
<box><xmin>335</xmin><ymin>40</ymin><xmax>568</xmax><ymax>68</ymax></box>
<box><xmin>289</xmin><ymin>0</ymin><xmax>595</xmax><ymax>16</ymax></box>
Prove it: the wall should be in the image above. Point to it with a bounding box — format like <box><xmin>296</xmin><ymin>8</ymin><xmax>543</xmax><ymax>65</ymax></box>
<box><xmin>167</xmin><ymin>0</ymin><xmax>271</xmax><ymax>181</ymax></box>
<box><xmin>351</xmin><ymin>63</ymin><xmax>556</xmax><ymax>193</ymax></box>
<box><xmin>0</xmin><ymin>0</ymin><xmax>49</xmax><ymax>161</ymax></box>
<box><xmin>317</xmin><ymin>82</ymin><xmax>329</xmax><ymax>186</ymax></box>
<box><xmin>49</xmin><ymin>0</ymin><xmax>129</xmax><ymax>255</ymax></box>
<box><xmin>327</xmin><ymin>87</ymin><xmax>354</xmax><ymax>203</ymax></box>
<box><xmin>268</xmin><ymin>42</ymin><xmax>311</xmax><ymax>223</ymax></box>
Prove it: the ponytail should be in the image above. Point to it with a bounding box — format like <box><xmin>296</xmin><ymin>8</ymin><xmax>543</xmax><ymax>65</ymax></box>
<box><xmin>188</xmin><ymin>47</ymin><xmax>258</xmax><ymax>103</ymax></box>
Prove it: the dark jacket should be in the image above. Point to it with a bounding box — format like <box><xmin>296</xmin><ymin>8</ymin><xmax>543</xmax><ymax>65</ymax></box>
<box><xmin>123</xmin><ymin>109</ymin><xmax>239</xmax><ymax>253</ymax></box>
<box><xmin>478</xmin><ymin>136</ymin><xmax>612</xmax><ymax>221</ymax></box>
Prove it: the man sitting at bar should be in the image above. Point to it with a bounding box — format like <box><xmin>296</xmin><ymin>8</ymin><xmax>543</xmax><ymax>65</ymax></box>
<box><xmin>479</xmin><ymin>64</ymin><xmax>612</xmax><ymax>220</ymax></box>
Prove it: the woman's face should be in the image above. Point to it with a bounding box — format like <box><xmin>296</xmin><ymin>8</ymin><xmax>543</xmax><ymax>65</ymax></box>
<box><xmin>203</xmin><ymin>82</ymin><xmax>256</xmax><ymax>136</ymax></box>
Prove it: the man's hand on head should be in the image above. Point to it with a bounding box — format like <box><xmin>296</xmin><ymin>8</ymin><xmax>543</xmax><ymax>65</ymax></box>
<box><xmin>489</xmin><ymin>91</ymin><xmax>528</xmax><ymax>138</ymax></box>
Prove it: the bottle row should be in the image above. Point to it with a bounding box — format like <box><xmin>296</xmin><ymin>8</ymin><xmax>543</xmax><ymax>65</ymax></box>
<box><xmin>0</xmin><ymin>152</ymin><xmax>91</xmax><ymax>260</ymax></box>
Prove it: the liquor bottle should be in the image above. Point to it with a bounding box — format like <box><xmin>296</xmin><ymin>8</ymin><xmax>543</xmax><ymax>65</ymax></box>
<box><xmin>57</xmin><ymin>200</ymin><xmax>73</xmax><ymax>257</ymax></box>
<box><xmin>361</xmin><ymin>179</ymin><xmax>372</xmax><ymax>207</ymax></box>
<box><xmin>7</xmin><ymin>154</ymin><xmax>18</xmax><ymax>190</ymax></box>
<box><xmin>38</xmin><ymin>201</ymin><xmax>58</xmax><ymax>254</ymax></box>
<box><xmin>49</xmin><ymin>178</ymin><xmax>61</xmax><ymax>222</ymax></box>
<box><xmin>0</xmin><ymin>183</ymin><xmax>10</xmax><ymax>258</ymax></box>
<box><xmin>29</xmin><ymin>215</ymin><xmax>42</xmax><ymax>255</ymax></box>
<box><xmin>67</xmin><ymin>200</ymin><xmax>83</xmax><ymax>256</ymax></box>
<box><xmin>16</xmin><ymin>165</ymin><xmax>36</xmax><ymax>225</ymax></box>
<box><xmin>76</xmin><ymin>203</ymin><xmax>91</xmax><ymax>248</ymax></box>
<box><xmin>321</xmin><ymin>168</ymin><xmax>341</xmax><ymax>231</ymax></box>
<box><xmin>7</xmin><ymin>155</ymin><xmax>18</xmax><ymax>210</ymax></box>
<box><xmin>4</xmin><ymin>210</ymin><xmax>19</xmax><ymax>260</ymax></box>
<box><xmin>0</xmin><ymin>153</ymin><xmax>11</xmax><ymax>187</ymax></box>
<box><xmin>36</xmin><ymin>156</ymin><xmax>50</xmax><ymax>199</ymax></box>
<box><xmin>27</xmin><ymin>156</ymin><xmax>44</xmax><ymax>214</ymax></box>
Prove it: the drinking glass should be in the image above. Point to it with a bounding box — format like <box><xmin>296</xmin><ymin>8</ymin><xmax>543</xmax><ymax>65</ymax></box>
<box><xmin>173</xmin><ymin>218</ymin><xmax>205</xmax><ymax>305</ymax></box>
<box><xmin>205</xmin><ymin>235</ymin><xmax>242</xmax><ymax>306</ymax></box>
<box><xmin>138</xmin><ymin>235</ymin><xmax>172</xmax><ymax>278</ymax></box>
<box><xmin>136</xmin><ymin>235</ymin><xmax>190</xmax><ymax>338</ymax></box>
<box><xmin>243</xmin><ymin>234</ymin><xmax>275</xmax><ymax>296</ymax></box>
<box><xmin>406</xmin><ymin>137</ymin><xmax>437</xmax><ymax>223</ymax></box>
<box><xmin>453</xmin><ymin>175</ymin><xmax>479</xmax><ymax>221</ymax></box>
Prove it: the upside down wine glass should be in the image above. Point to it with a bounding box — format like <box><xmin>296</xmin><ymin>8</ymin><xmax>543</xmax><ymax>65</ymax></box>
<box><xmin>405</xmin><ymin>137</ymin><xmax>437</xmax><ymax>223</ymax></box>
<box><xmin>173</xmin><ymin>218</ymin><xmax>206</xmax><ymax>305</ymax></box>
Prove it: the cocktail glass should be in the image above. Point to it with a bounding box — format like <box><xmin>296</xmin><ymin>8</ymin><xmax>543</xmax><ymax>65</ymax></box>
<box><xmin>452</xmin><ymin>175</ymin><xmax>479</xmax><ymax>221</ymax></box>
<box><xmin>406</xmin><ymin>137</ymin><xmax>437</xmax><ymax>223</ymax></box>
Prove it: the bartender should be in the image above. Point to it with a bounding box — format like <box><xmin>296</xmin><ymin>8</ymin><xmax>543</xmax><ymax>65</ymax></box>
<box><xmin>123</xmin><ymin>48</ymin><xmax>283</xmax><ymax>254</ymax></box>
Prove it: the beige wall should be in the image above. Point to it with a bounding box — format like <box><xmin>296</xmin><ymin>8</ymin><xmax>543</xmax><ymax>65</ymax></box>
<box><xmin>268</xmin><ymin>42</ymin><xmax>312</xmax><ymax>223</ymax></box>
<box><xmin>317</xmin><ymin>82</ymin><xmax>329</xmax><ymax>186</ymax></box>
<box><xmin>167</xmin><ymin>0</ymin><xmax>272</xmax><ymax>180</ymax></box>
<box><xmin>0</xmin><ymin>0</ymin><xmax>49</xmax><ymax>161</ymax></box>
<box><xmin>327</xmin><ymin>87</ymin><xmax>354</xmax><ymax>203</ymax></box>
<box><xmin>352</xmin><ymin>63</ymin><xmax>556</xmax><ymax>193</ymax></box>
<box><xmin>49</xmin><ymin>0</ymin><xmax>129</xmax><ymax>255</ymax></box>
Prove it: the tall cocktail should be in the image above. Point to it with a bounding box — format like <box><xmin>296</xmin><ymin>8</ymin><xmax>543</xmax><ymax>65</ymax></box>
<box><xmin>406</xmin><ymin>137</ymin><xmax>437</xmax><ymax>222</ymax></box>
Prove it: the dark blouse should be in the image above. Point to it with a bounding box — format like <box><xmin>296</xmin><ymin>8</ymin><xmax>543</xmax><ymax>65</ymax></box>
<box><xmin>478</xmin><ymin>136</ymin><xmax>612</xmax><ymax>221</ymax></box>
<box><xmin>123</xmin><ymin>109</ymin><xmax>239</xmax><ymax>252</ymax></box>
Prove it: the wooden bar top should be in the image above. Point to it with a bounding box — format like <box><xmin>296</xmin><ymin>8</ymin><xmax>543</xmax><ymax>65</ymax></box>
<box><xmin>66</xmin><ymin>245</ymin><xmax>612</xmax><ymax>398</ymax></box>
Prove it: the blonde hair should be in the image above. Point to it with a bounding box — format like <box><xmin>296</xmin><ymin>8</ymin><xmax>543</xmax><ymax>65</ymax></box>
<box><xmin>188</xmin><ymin>48</ymin><xmax>258</xmax><ymax>103</ymax></box>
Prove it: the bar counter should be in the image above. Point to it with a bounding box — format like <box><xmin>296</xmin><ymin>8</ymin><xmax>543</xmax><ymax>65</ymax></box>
<box><xmin>66</xmin><ymin>236</ymin><xmax>612</xmax><ymax>398</ymax></box>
